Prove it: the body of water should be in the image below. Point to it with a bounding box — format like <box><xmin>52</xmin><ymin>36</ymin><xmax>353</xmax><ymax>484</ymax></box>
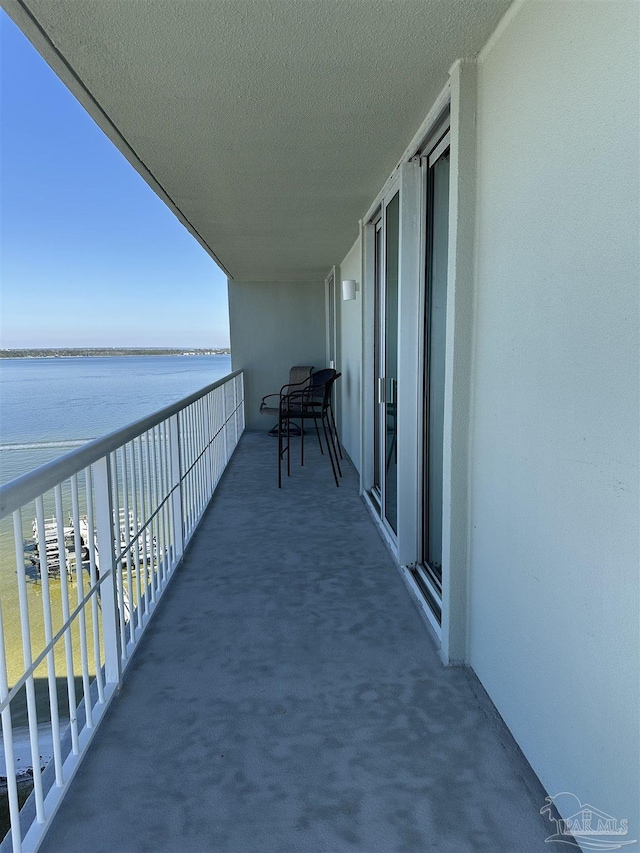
<box><xmin>0</xmin><ymin>354</ymin><xmax>232</xmax><ymax>484</ymax></box>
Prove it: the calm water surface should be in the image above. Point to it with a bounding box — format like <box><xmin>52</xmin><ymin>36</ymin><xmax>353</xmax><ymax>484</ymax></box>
<box><xmin>0</xmin><ymin>355</ymin><xmax>232</xmax><ymax>484</ymax></box>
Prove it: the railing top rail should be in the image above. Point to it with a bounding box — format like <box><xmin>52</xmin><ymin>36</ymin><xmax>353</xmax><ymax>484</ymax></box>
<box><xmin>0</xmin><ymin>369</ymin><xmax>243</xmax><ymax>519</ymax></box>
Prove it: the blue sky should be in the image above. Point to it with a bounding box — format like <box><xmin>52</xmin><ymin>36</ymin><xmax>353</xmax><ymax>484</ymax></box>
<box><xmin>0</xmin><ymin>11</ymin><xmax>230</xmax><ymax>349</ymax></box>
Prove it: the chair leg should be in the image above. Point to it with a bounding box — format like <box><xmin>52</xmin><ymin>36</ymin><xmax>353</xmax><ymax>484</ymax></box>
<box><xmin>328</xmin><ymin>404</ymin><xmax>343</xmax><ymax>460</ymax></box>
<box><xmin>278</xmin><ymin>415</ymin><xmax>282</xmax><ymax>488</ymax></box>
<box><xmin>287</xmin><ymin>414</ymin><xmax>291</xmax><ymax>478</ymax></box>
<box><xmin>321</xmin><ymin>414</ymin><xmax>340</xmax><ymax>487</ymax></box>
<box><xmin>325</xmin><ymin>412</ymin><xmax>342</xmax><ymax>479</ymax></box>
<box><xmin>313</xmin><ymin>416</ymin><xmax>324</xmax><ymax>454</ymax></box>
<box><xmin>301</xmin><ymin>415</ymin><xmax>305</xmax><ymax>467</ymax></box>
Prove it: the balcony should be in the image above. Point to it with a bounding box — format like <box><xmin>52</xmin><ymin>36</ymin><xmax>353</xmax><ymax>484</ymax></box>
<box><xmin>1</xmin><ymin>382</ymin><xmax>561</xmax><ymax>851</ymax></box>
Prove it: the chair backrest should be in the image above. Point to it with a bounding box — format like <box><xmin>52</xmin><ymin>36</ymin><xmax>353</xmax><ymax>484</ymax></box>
<box><xmin>282</xmin><ymin>369</ymin><xmax>341</xmax><ymax>414</ymax></box>
<box><xmin>308</xmin><ymin>368</ymin><xmax>336</xmax><ymax>389</ymax></box>
<box><xmin>308</xmin><ymin>369</ymin><xmax>340</xmax><ymax>407</ymax></box>
<box><xmin>289</xmin><ymin>366</ymin><xmax>314</xmax><ymax>388</ymax></box>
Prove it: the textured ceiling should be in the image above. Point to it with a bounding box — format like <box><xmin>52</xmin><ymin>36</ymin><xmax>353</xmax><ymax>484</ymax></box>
<box><xmin>8</xmin><ymin>0</ymin><xmax>511</xmax><ymax>281</ymax></box>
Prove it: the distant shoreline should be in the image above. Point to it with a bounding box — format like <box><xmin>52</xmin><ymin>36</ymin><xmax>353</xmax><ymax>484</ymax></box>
<box><xmin>0</xmin><ymin>348</ymin><xmax>230</xmax><ymax>359</ymax></box>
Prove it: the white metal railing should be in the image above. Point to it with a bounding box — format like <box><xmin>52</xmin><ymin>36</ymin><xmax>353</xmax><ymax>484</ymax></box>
<box><xmin>0</xmin><ymin>370</ymin><xmax>244</xmax><ymax>853</ymax></box>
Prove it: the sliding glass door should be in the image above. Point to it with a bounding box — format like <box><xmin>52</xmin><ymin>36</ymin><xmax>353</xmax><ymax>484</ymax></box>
<box><xmin>411</xmin><ymin>131</ymin><xmax>450</xmax><ymax>626</ymax></box>
<box><xmin>325</xmin><ymin>268</ymin><xmax>337</xmax><ymax>370</ymax></box>
<box><xmin>372</xmin><ymin>186</ymin><xmax>400</xmax><ymax>537</ymax></box>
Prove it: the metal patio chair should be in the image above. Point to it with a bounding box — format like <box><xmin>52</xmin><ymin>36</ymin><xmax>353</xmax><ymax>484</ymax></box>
<box><xmin>277</xmin><ymin>368</ymin><xmax>342</xmax><ymax>488</ymax></box>
<box><xmin>260</xmin><ymin>365</ymin><xmax>314</xmax><ymax>435</ymax></box>
<box><xmin>308</xmin><ymin>368</ymin><xmax>343</xmax><ymax>464</ymax></box>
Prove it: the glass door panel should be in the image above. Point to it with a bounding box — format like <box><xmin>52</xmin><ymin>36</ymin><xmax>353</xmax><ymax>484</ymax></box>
<box><xmin>373</xmin><ymin>220</ymin><xmax>383</xmax><ymax>503</ymax></box>
<box><xmin>326</xmin><ymin>271</ymin><xmax>336</xmax><ymax>369</ymax></box>
<box><xmin>425</xmin><ymin>150</ymin><xmax>449</xmax><ymax>574</ymax></box>
<box><xmin>419</xmin><ymin>139</ymin><xmax>450</xmax><ymax>624</ymax></box>
<box><xmin>384</xmin><ymin>192</ymin><xmax>400</xmax><ymax>534</ymax></box>
<box><xmin>370</xmin><ymin>188</ymin><xmax>400</xmax><ymax>538</ymax></box>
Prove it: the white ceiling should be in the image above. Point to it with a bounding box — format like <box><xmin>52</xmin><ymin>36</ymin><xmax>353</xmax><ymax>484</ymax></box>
<box><xmin>7</xmin><ymin>0</ymin><xmax>511</xmax><ymax>281</ymax></box>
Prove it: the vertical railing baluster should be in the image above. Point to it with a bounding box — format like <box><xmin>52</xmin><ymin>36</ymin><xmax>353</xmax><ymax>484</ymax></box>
<box><xmin>160</xmin><ymin>425</ymin><xmax>169</xmax><ymax>582</ymax></box>
<box><xmin>164</xmin><ymin>421</ymin><xmax>174</xmax><ymax>570</ymax></box>
<box><xmin>121</xmin><ymin>445</ymin><xmax>134</xmax><ymax>645</ymax></box>
<box><xmin>192</xmin><ymin>404</ymin><xmax>198</xmax><ymax>527</ymax></box>
<box><xmin>84</xmin><ymin>468</ymin><xmax>105</xmax><ymax>705</ymax></box>
<box><xmin>190</xmin><ymin>407</ymin><xmax>195</xmax><ymax>528</ymax></box>
<box><xmin>169</xmin><ymin>414</ymin><xmax>184</xmax><ymax>566</ymax></box>
<box><xmin>14</xmin><ymin>508</ymin><xmax>45</xmax><ymax>822</ymax></box>
<box><xmin>204</xmin><ymin>393</ymin><xmax>213</xmax><ymax>501</ymax></box>
<box><xmin>154</xmin><ymin>427</ymin><xmax>163</xmax><ymax>592</ymax></box>
<box><xmin>93</xmin><ymin>455</ymin><xmax>122</xmax><ymax>687</ymax></box>
<box><xmin>157</xmin><ymin>424</ymin><xmax>165</xmax><ymax>575</ymax></box>
<box><xmin>161</xmin><ymin>423</ymin><xmax>168</xmax><ymax>577</ymax></box>
<box><xmin>135</xmin><ymin>435</ymin><xmax>150</xmax><ymax>617</ymax></box>
<box><xmin>35</xmin><ymin>495</ymin><xmax>64</xmax><ymax>787</ymax></box>
<box><xmin>151</xmin><ymin>428</ymin><xmax>160</xmax><ymax>598</ymax></box>
<box><xmin>232</xmin><ymin>376</ymin><xmax>237</xmax><ymax>440</ymax></box>
<box><xmin>144</xmin><ymin>432</ymin><xmax>157</xmax><ymax>604</ymax></box>
<box><xmin>192</xmin><ymin>404</ymin><xmax>199</xmax><ymax>523</ymax></box>
<box><xmin>221</xmin><ymin>387</ymin><xmax>227</xmax><ymax>469</ymax></box>
<box><xmin>209</xmin><ymin>396</ymin><xmax>215</xmax><ymax>490</ymax></box>
<box><xmin>149</xmin><ymin>428</ymin><xmax>161</xmax><ymax>594</ymax></box>
<box><xmin>183</xmin><ymin>408</ymin><xmax>192</xmax><ymax>538</ymax></box>
<box><xmin>211</xmin><ymin>390</ymin><xmax>218</xmax><ymax>487</ymax></box>
<box><xmin>192</xmin><ymin>402</ymin><xmax>199</xmax><ymax>521</ymax></box>
<box><xmin>221</xmin><ymin>382</ymin><xmax>228</xmax><ymax>464</ymax></box>
<box><xmin>212</xmin><ymin>391</ymin><xmax>217</xmax><ymax>486</ymax></box>
<box><xmin>240</xmin><ymin>375</ymin><xmax>245</xmax><ymax>431</ymax></box>
<box><xmin>196</xmin><ymin>402</ymin><xmax>202</xmax><ymax>513</ymax></box>
<box><xmin>189</xmin><ymin>404</ymin><xmax>196</xmax><ymax>532</ymax></box>
<box><xmin>182</xmin><ymin>407</ymin><xmax>193</xmax><ymax>542</ymax></box>
<box><xmin>196</xmin><ymin>400</ymin><xmax>203</xmax><ymax>516</ymax></box>
<box><xmin>110</xmin><ymin>452</ymin><xmax>127</xmax><ymax>664</ymax></box>
<box><xmin>0</xmin><ymin>598</ymin><xmax>22</xmax><ymax>853</ymax></box>
<box><xmin>202</xmin><ymin>398</ymin><xmax>208</xmax><ymax>505</ymax></box>
<box><xmin>55</xmin><ymin>486</ymin><xmax>79</xmax><ymax>754</ymax></box>
<box><xmin>233</xmin><ymin>373</ymin><xmax>239</xmax><ymax>446</ymax></box>
<box><xmin>200</xmin><ymin>397</ymin><xmax>207</xmax><ymax>502</ymax></box>
<box><xmin>150</xmin><ymin>427</ymin><xmax>160</xmax><ymax>587</ymax></box>
<box><xmin>110</xmin><ymin>449</ymin><xmax>120</xmax><ymax>553</ymax></box>
<box><xmin>232</xmin><ymin>380</ymin><xmax>238</xmax><ymax>452</ymax></box>
<box><xmin>216</xmin><ymin>388</ymin><xmax>224</xmax><ymax>484</ymax></box>
<box><xmin>155</xmin><ymin>426</ymin><xmax>166</xmax><ymax>585</ymax></box>
<box><xmin>129</xmin><ymin>441</ymin><xmax>143</xmax><ymax>631</ymax></box>
<box><xmin>177</xmin><ymin>412</ymin><xmax>185</xmax><ymax>540</ymax></box>
<box><xmin>202</xmin><ymin>397</ymin><xmax>210</xmax><ymax>502</ymax></box>
<box><xmin>71</xmin><ymin>475</ymin><xmax>93</xmax><ymax>728</ymax></box>
<box><xmin>224</xmin><ymin>384</ymin><xmax>230</xmax><ymax>461</ymax></box>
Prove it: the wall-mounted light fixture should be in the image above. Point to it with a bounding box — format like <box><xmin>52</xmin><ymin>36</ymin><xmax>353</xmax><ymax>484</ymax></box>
<box><xmin>342</xmin><ymin>279</ymin><xmax>359</xmax><ymax>301</ymax></box>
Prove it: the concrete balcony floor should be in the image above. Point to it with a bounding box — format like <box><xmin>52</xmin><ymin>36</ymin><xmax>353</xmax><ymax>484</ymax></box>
<box><xmin>41</xmin><ymin>432</ymin><xmax>560</xmax><ymax>853</ymax></box>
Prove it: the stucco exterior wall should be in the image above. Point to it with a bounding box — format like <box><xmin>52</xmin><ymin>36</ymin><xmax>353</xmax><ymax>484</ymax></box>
<box><xmin>228</xmin><ymin>280</ymin><xmax>327</xmax><ymax>430</ymax></box>
<box><xmin>230</xmin><ymin>0</ymin><xmax>639</xmax><ymax>837</ymax></box>
<box><xmin>337</xmin><ymin>237</ymin><xmax>363</xmax><ymax>471</ymax></box>
<box><xmin>469</xmin><ymin>0</ymin><xmax>639</xmax><ymax>836</ymax></box>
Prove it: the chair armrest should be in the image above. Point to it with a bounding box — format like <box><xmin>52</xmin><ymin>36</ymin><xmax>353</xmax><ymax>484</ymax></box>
<box><xmin>279</xmin><ymin>376</ymin><xmax>312</xmax><ymax>396</ymax></box>
<box><xmin>260</xmin><ymin>393</ymin><xmax>280</xmax><ymax>410</ymax></box>
<box><xmin>281</xmin><ymin>388</ymin><xmax>321</xmax><ymax>413</ymax></box>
